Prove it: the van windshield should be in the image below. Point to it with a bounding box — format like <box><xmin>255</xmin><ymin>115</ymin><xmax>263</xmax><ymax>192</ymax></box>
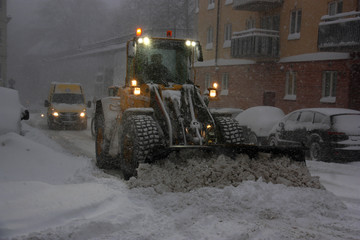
<box><xmin>52</xmin><ymin>93</ymin><xmax>84</xmax><ymax>104</ymax></box>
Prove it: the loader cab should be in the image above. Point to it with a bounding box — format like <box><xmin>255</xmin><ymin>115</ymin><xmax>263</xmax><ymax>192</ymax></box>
<box><xmin>126</xmin><ymin>36</ymin><xmax>203</xmax><ymax>87</ymax></box>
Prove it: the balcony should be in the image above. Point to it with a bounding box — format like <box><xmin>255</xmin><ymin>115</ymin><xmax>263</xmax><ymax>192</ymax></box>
<box><xmin>318</xmin><ymin>11</ymin><xmax>360</xmax><ymax>52</ymax></box>
<box><xmin>233</xmin><ymin>0</ymin><xmax>283</xmax><ymax>11</ymax></box>
<box><xmin>231</xmin><ymin>28</ymin><xmax>279</xmax><ymax>59</ymax></box>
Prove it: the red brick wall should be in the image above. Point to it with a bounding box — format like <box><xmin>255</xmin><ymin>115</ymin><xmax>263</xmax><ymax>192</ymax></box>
<box><xmin>196</xmin><ymin>59</ymin><xmax>360</xmax><ymax>114</ymax></box>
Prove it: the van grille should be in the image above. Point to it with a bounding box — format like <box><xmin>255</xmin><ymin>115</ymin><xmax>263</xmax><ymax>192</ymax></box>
<box><xmin>59</xmin><ymin>112</ymin><xmax>78</xmax><ymax>122</ymax></box>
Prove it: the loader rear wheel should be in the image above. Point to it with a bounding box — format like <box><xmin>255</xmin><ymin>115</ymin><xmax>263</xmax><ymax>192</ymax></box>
<box><xmin>95</xmin><ymin>113</ymin><xmax>112</xmax><ymax>169</ymax></box>
<box><xmin>215</xmin><ymin>117</ymin><xmax>244</xmax><ymax>144</ymax></box>
<box><xmin>120</xmin><ymin>115</ymin><xmax>161</xmax><ymax>180</ymax></box>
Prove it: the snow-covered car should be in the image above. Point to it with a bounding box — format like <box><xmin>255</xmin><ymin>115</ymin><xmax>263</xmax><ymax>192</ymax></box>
<box><xmin>268</xmin><ymin>108</ymin><xmax>360</xmax><ymax>162</ymax></box>
<box><xmin>235</xmin><ymin>106</ymin><xmax>284</xmax><ymax>146</ymax></box>
<box><xmin>0</xmin><ymin>87</ymin><xmax>30</xmax><ymax>135</ymax></box>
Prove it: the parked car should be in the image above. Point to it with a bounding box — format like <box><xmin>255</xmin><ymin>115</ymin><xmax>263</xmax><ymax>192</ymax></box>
<box><xmin>0</xmin><ymin>87</ymin><xmax>30</xmax><ymax>135</ymax></box>
<box><xmin>268</xmin><ymin>108</ymin><xmax>360</xmax><ymax>162</ymax></box>
<box><xmin>235</xmin><ymin>106</ymin><xmax>285</xmax><ymax>146</ymax></box>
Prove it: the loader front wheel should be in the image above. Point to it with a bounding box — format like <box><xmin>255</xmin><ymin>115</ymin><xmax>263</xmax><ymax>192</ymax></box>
<box><xmin>120</xmin><ymin>115</ymin><xmax>161</xmax><ymax>180</ymax></box>
<box><xmin>215</xmin><ymin>117</ymin><xmax>244</xmax><ymax>144</ymax></box>
<box><xmin>95</xmin><ymin>113</ymin><xmax>112</xmax><ymax>169</ymax></box>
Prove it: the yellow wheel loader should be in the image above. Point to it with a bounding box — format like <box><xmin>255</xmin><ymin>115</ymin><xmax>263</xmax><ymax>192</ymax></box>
<box><xmin>94</xmin><ymin>29</ymin><xmax>306</xmax><ymax>180</ymax></box>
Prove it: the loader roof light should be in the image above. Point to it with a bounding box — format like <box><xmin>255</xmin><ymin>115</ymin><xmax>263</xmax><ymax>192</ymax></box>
<box><xmin>143</xmin><ymin>37</ymin><xmax>150</xmax><ymax>45</ymax></box>
<box><xmin>134</xmin><ymin>87</ymin><xmax>141</xmax><ymax>95</ymax></box>
<box><xmin>213</xmin><ymin>82</ymin><xmax>218</xmax><ymax>89</ymax></box>
<box><xmin>131</xmin><ymin>79</ymin><xmax>138</xmax><ymax>87</ymax></box>
<box><xmin>186</xmin><ymin>40</ymin><xmax>197</xmax><ymax>47</ymax></box>
<box><xmin>209</xmin><ymin>89</ymin><xmax>217</xmax><ymax>98</ymax></box>
<box><xmin>136</xmin><ymin>28</ymin><xmax>142</xmax><ymax>36</ymax></box>
<box><xmin>206</xmin><ymin>124</ymin><xmax>212</xmax><ymax>129</ymax></box>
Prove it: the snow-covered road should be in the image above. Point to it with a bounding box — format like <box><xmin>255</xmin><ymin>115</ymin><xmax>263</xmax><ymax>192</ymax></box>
<box><xmin>0</xmin><ymin>114</ymin><xmax>359</xmax><ymax>239</ymax></box>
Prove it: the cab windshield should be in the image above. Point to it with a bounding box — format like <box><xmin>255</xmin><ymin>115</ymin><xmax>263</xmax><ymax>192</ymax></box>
<box><xmin>52</xmin><ymin>93</ymin><xmax>84</xmax><ymax>104</ymax></box>
<box><xmin>131</xmin><ymin>39</ymin><xmax>192</xmax><ymax>85</ymax></box>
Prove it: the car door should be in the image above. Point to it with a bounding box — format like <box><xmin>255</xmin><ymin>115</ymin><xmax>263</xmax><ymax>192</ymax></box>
<box><xmin>279</xmin><ymin>111</ymin><xmax>301</xmax><ymax>144</ymax></box>
<box><xmin>295</xmin><ymin>111</ymin><xmax>315</xmax><ymax>146</ymax></box>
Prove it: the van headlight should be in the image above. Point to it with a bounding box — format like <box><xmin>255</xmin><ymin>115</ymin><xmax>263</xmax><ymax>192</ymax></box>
<box><xmin>80</xmin><ymin>112</ymin><xmax>86</xmax><ymax>118</ymax></box>
<box><xmin>52</xmin><ymin>111</ymin><xmax>59</xmax><ymax>117</ymax></box>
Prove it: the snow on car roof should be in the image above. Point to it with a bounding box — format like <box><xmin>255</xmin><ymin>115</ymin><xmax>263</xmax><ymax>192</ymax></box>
<box><xmin>292</xmin><ymin>108</ymin><xmax>360</xmax><ymax>116</ymax></box>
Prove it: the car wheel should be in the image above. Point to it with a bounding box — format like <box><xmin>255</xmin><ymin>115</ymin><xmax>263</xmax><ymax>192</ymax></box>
<box><xmin>309</xmin><ymin>141</ymin><xmax>323</xmax><ymax>161</ymax></box>
<box><xmin>269</xmin><ymin>136</ymin><xmax>278</xmax><ymax>146</ymax></box>
<box><xmin>248</xmin><ymin>132</ymin><xmax>258</xmax><ymax>146</ymax></box>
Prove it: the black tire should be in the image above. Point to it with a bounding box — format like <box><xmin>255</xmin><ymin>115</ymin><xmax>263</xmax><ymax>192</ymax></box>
<box><xmin>120</xmin><ymin>115</ymin><xmax>161</xmax><ymax>180</ymax></box>
<box><xmin>248</xmin><ymin>132</ymin><xmax>258</xmax><ymax>146</ymax></box>
<box><xmin>309</xmin><ymin>141</ymin><xmax>324</xmax><ymax>161</ymax></box>
<box><xmin>215</xmin><ymin>116</ymin><xmax>244</xmax><ymax>144</ymax></box>
<box><xmin>47</xmin><ymin>118</ymin><xmax>56</xmax><ymax>130</ymax></box>
<box><xmin>95</xmin><ymin>112</ymin><xmax>112</xmax><ymax>169</ymax></box>
<box><xmin>269</xmin><ymin>136</ymin><xmax>278</xmax><ymax>146</ymax></box>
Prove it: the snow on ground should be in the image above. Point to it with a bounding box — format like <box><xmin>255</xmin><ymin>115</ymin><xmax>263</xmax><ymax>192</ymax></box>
<box><xmin>1</xmin><ymin>121</ymin><xmax>360</xmax><ymax>239</ymax></box>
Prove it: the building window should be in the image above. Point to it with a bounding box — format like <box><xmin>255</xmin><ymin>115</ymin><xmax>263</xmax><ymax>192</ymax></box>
<box><xmin>288</xmin><ymin>9</ymin><xmax>302</xmax><ymax>40</ymax></box>
<box><xmin>246</xmin><ymin>17</ymin><xmax>256</xmax><ymax>30</ymax></box>
<box><xmin>205</xmin><ymin>73</ymin><xmax>211</xmax><ymax>90</ymax></box>
<box><xmin>208</xmin><ymin>0</ymin><xmax>215</xmax><ymax>10</ymax></box>
<box><xmin>260</xmin><ymin>15</ymin><xmax>280</xmax><ymax>31</ymax></box>
<box><xmin>195</xmin><ymin>0</ymin><xmax>199</xmax><ymax>13</ymax></box>
<box><xmin>285</xmin><ymin>71</ymin><xmax>297</xmax><ymax>100</ymax></box>
<box><xmin>328</xmin><ymin>1</ymin><xmax>343</xmax><ymax>15</ymax></box>
<box><xmin>206</xmin><ymin>26</ymin><xmax>213</xmax><ymax>49</ymax></box>
<box><xmin>321</xmin><ymin>71</ymin><xmax>337</xmax><ymax>103</ymax></box>
<box><xmin>223</xmin><ymin>23</ymin><xmax>232</xmax><ymax>48</ymax></box>
<box><xmin>221</xmin><ymin>73</ymin><xmax>229</xmax><ymax>95</ymax></box>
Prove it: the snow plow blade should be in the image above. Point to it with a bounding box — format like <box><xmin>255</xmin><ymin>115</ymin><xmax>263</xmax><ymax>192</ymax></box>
<box><xmin>154</xmin><ymin>144</ymin><xmax>306</xmax><ymax>163</ymax></box>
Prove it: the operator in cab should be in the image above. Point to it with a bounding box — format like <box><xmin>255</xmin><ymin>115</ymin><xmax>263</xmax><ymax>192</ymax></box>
<box><xmin>145</xmin><ymin>54</ymin><xmax>171</xmax><ymax>85</ymax></box>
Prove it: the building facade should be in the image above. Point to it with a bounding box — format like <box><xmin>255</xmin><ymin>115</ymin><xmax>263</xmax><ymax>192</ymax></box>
<box><xmin>195</xmin><ymin>0</ymin><xmax>360</xmax><ymax>113</ymax></box>
<box><xmin>0</xmin><ymin>0</ymin><xmax>9</xmax><ymax>87</ymax></box>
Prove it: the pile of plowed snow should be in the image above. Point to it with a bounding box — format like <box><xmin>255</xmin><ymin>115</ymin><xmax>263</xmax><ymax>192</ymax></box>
<box><xmin>128</xmin><ymin>153</ymin><xmax>323</xmax><ymax>192</ymax></box>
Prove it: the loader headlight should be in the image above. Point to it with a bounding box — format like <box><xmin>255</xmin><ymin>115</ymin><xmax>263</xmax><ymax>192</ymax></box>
<box><xmin>209</xmin><ymin>89</ymin><xmax>217</xmax><ymax>98</ymax></box>
<box><xmin>212</xmin><ymin>82</ymin><xmax>218</xmax><ymax>89</ymax></box>
<box><xmin>52</xmin><ymin>111</ymin><xmax>59</xmax><ymax>117</ymax></box>
<box><xmin>134</xmin><ymin>87</ymin><xmax>141</xmax><ymax>95</ymax></box>
<box><xmin>80</xmin><ymin>111</ymin><xmax>86</xmax><ymax>118</ymax></box>
<box><xmin>131</xmin><ymin>79</ymin><xmax>138</xmax><ymax>87</ymax></box>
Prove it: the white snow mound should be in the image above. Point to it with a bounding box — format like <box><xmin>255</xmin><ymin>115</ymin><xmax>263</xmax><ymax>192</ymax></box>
<box><xmin>128</xmin><ymin>153</ymin><xmax>323</xmax><ymax>192</ymax></box>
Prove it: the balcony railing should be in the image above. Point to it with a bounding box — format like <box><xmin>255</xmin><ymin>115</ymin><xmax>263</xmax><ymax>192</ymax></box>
<box><xmin>231</xmin><ymin>28</ymin><xmax>279</xmax><ymax>59</ymax></box>
<box><xmin>233</xmin><ymin>0</ymin><xmax>283</xmax><ymax>11</ymax></box>
<box><xmin>318</xmin><ymin>11</ymin><xmax>360</xmax><ymax>52</ymax></box>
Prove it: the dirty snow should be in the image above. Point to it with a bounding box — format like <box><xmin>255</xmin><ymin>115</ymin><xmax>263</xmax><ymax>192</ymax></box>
<box><xmin>129</xmin><ymin>152</ymin><xmax>323</xmax><ymax>192</ymax></box>
<box><xmin>0</xmin><ymin>121</ymin><xmax>360</xmax><ymax>239</ymax></box>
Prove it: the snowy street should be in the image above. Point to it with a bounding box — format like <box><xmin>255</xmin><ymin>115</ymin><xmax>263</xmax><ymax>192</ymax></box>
<box><xmin>0</xmin><ymin>114</ymin><xmax>359</xmax><ymax>239</ymax></box>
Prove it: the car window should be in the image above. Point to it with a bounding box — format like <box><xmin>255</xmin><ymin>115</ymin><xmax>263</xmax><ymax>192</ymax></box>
<box><xmin>332</xmin><ymin>114</ymin><xmax>360</xmax><ymax>134</ymax></box>
<box><xmin>286</xmin><ymin>112</ymin><xmax>300</xmax><ymax>122</ymax></box>
<box><xmin>314</xmin><ymin>112</ymin><xmax>326</xmax><ymax>123</ymax></box>
<box><xmin>298</xmin><ymin>111</ymin><xmax>314</xmax><ymax>123</ymax></box>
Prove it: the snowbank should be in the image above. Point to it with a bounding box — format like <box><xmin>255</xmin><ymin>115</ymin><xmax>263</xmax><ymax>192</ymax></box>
<box><xmin>0</xmin><ymin>123</ymin><xmax>359</xmax><ymax>239</ymax></box>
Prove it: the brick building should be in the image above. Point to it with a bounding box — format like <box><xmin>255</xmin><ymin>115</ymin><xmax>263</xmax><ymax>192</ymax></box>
<box><xmin>195</xmin><ymin>0</ymin><xmax>360</xmax><ymax>113</ymax></box>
